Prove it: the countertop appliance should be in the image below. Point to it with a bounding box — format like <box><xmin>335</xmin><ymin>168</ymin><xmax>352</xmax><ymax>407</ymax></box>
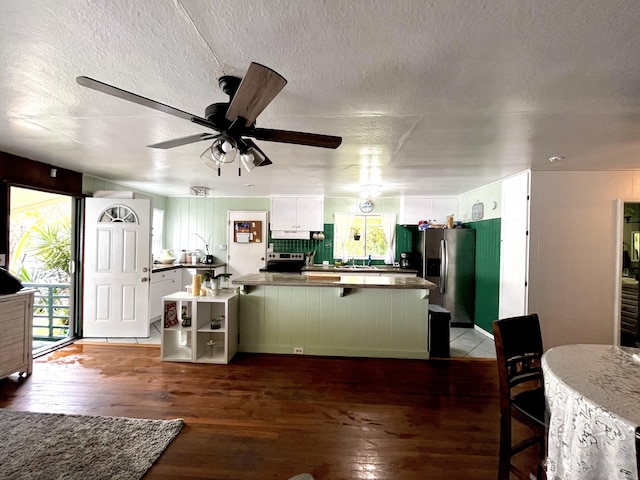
<box><xmin>259</xmin><ymin>252</ymin><xmax>305</xmax><ymax>274</ymax></box>
<box><xmin>413</xmin><ymin>228</ymin><xmax>476</xmax><ymax>327</ymax></box>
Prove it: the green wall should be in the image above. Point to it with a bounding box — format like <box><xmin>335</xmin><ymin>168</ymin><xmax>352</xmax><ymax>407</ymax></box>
<box><xmin>467</xmin><ymin>219</ymin><xmax>501</xmax><ymax>333</ymax></box>
<box><xmin>271</xmin><ymin>224</ymin><xmax>411</xmax><ymax>264</ymax></box>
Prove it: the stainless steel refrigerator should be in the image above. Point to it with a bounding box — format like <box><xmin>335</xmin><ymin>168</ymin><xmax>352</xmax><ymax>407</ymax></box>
<box><xmin>414</xmin><ymin>228</ymin><xmax>476</xmax><ymax>326</ymax></box>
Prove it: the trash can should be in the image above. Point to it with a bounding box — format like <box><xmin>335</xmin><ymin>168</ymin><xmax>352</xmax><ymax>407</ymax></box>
<box><xmin>428</xmin><ymin>304</ymin><xmax>451</xmax><ymax>358</ymax></box>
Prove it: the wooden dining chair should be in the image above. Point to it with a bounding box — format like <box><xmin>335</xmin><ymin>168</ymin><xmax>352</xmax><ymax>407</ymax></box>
<box><xmin>493</xmin><ymin>314</ymin><xmax>547</xmax><ymax>480</ymax></box>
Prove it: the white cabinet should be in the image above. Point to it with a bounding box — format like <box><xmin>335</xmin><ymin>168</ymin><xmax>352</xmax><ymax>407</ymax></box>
<box><xmin>149</xmin><ymin>268</ymin><xmax>181</xmax><ymax>322</ymax></box>
<box><xmin>0</xmin><ymin>290</ymin><xmax>34</xmax><ymax>379</ymax></box>
<box><xmin>270</xmin><ymin>196</ymin><xmax>324</xmax><ymax>231</ymax></box>
<box><xmin>400</xmin><ymin>197</ymin><xmax>458</xmax><ymax>225</ymax></box>
<box><xmin>161</xmin><ymin>291</ymin><xmax>238</xmax><ymax>364</ymax></box>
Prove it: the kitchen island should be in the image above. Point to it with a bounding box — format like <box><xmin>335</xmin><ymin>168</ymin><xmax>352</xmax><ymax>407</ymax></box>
<box><xmin>232</xmin><ymin>273</ymin><xmax>436</xmax><ymax>359</ymax></box>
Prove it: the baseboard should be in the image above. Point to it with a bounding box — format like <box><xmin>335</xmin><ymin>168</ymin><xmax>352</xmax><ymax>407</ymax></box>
<box><xmin>474</xmin><ymin>325</ymin><xmax>494</xmax><ymax>339</ymax></box>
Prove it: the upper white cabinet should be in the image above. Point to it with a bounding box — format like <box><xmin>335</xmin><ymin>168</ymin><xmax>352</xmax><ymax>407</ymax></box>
<box><xmin>399</xmin><ymin>197</ymin><xmax>458</xmax><ymax>225</ymax></box>
<box><xmin>270</xmin><ymin>197</ymin><xmax>324</xmax><ymax>232</ymax></box>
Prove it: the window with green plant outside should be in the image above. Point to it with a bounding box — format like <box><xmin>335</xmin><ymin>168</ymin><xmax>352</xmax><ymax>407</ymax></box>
<box><xmin>340</xmin><ymin>215</ymin><xmax>389</xmax><ymax>259</ymax></box>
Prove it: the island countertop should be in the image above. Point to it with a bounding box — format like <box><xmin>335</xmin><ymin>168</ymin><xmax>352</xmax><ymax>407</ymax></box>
<box><xmin>232</xmin><ymin>273</ymin><xmax>436</xmax><ymax>290</ymax></box>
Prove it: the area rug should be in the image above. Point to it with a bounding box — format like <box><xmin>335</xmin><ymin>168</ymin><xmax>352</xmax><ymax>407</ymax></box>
<box><xmin>0</xmin><ymin>409</ymin><xmax>183</xmax><ymax>480</ymax></box>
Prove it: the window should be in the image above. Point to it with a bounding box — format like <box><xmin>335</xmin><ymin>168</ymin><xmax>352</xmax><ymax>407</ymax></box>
<box><xmin>151</xmin><ymin>208</ymin><xmax>164</xmax><ymax>259</ymax></box>
<box><xmin>99</xmin><ymin>205</ymin><xmax>138</xmax><ymax>224</ymax></box>
<box><xmin>336</xmin><ymin>215</ymin><xmax>389</xmax><ymax>260</ymax></box>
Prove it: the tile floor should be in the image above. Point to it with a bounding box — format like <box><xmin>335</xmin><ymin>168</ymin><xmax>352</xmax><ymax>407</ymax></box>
<box><xmin>81</xmin><ymin>321</ymin><xmax>495</xmax><ymax>359</ymax></box>
<box><xmin>80</xmin><ymin>320</ymin><xmax>162</xmax><ymax>345</ymax></box>
<box><xmin>450</xmin><ymin>326</ymin><xmax>496</xmax><ymax>358</ymax></box>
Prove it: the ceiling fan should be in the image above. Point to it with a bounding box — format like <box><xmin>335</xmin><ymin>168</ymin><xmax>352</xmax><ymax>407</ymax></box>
<box><xmin>76</xmin><ymin>62</ymin><xmax>342</xmax><ymax>172</ymax></box>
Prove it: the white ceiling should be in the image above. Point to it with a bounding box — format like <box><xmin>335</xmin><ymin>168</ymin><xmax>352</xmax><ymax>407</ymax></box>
<box><xmin>2</xmin><ymin>1</ymin><xmax>640</xmax><ymax>198</ymax></box>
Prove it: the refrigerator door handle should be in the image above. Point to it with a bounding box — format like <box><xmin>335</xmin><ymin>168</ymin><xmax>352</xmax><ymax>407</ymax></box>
<box><xmin>440</xmin><ymin>239</ymin><xmax>448</xmax><ymax>294</ymax></box>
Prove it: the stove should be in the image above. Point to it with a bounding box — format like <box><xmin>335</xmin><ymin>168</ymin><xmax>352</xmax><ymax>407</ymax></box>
<box><xmin>260</xmin><ymin>252</ymin><xmax>305</xmax><ymax>273</ymax></box>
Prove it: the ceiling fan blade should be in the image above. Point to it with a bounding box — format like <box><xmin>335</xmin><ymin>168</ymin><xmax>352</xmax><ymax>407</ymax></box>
<box><xmin>76</xmin><ymin>76</ymin><xmax>213</xmax><ymax>126</ymax></box>
<box><xmin>247</xmin><ymin>128</ymin><xmax>342</xmax><ymax>149</ymax></box>
<box><xmin>225</xmin><ymin>63</ymin><xmax>287</xmax><ymax>127</ymax></box>
<box><xmin>147</xmin><ymin>133</ymin><xmax>216</xmax><ymax>149</ymax></box>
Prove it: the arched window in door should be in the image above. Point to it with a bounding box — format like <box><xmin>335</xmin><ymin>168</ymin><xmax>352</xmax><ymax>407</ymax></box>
<box><xmin>98</xmin><ymin>205</ymin><xmax>139</xmax><ymax>224</ymax></box>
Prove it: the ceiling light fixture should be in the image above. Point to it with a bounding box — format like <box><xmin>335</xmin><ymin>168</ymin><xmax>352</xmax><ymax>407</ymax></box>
<box><xmin>200</xmin><ymin>135</ymin><xmax>271</xmax><ymax>175</ymax></box>
<box><xmin>200</xmin><ymin>134</ymin><xmax>237</xmax><ymax>168</ymax></box>
<box><xmin>360</xmin><ymin>184</ymin><xmax>383</xmax><ymax>198</ymax></box>
<box><xmin>189</xmin><ymin>186</ymin><xmax>209</xmax><ymax>197</ymax></box>
<box><xmin>240</xmin><ymin>143</ymin><xmax>270</xmax><ymax>172</ymax></box>
<box><xmin>549</xmin><ymin>156</ymin><xmax>565</xmax><ymax>162</ymax></box>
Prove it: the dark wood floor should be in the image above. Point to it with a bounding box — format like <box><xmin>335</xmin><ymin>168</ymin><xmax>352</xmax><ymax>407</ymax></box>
<box><xmin>0</xmin><ymin>344</ymin><xmax>538</xmax><ymax>479</ymax></box>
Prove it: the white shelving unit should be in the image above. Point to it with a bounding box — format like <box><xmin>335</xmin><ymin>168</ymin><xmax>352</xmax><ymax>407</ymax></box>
<box><xmin>161</xmin><ymin>291</ymin><xmax>238</xmax><ymax>364</ymax></box>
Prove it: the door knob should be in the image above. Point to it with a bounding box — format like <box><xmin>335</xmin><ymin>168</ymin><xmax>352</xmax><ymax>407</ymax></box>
<box><xmin>140</xmin><ymin>277</ymin><xmax>148</xmax><ymax>282</ymax></box>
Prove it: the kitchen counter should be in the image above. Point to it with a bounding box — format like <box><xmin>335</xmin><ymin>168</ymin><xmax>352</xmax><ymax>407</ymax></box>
<box><xmin>302</xmin><ymin>264</ymin><xmax>418</xmax><ymax>275</ymax></box>
<box><xmin>152</xmin><ymin>262</ymin><xmax>225</xmax><ymax>273</ymax></box>
<box><xmin>233</xmin><ymin>272</ymin><xmax>433</xmax><ymax>290</ymax></box>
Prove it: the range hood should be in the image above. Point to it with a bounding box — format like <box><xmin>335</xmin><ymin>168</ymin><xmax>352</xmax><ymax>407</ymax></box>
<box><xmin>270</xmin><ymin>230</ymin><xmax>310</xmax><ymax>240</ymax></box>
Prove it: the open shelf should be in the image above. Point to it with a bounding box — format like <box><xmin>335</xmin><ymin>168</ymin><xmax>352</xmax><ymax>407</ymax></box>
<box><xmin>161</xmin><ymin>291</ymin><xmax>238</xmax><ymax>364</ymax></box>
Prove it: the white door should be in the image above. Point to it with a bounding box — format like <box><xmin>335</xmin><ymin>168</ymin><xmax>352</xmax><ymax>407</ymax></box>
<box><xmin>227</xmin><ymin>211</ymin><xmax>268</xmax><ymax>277</ymax></box>
<box><xmin>499</xmin><ymin>171</ymin><xmax>530</xmax><ymax>318</ymax></box>
<box><xmin>83</xmin><ymin>198</ymin><xmax>151</xmax><ymax>337</ymax></box>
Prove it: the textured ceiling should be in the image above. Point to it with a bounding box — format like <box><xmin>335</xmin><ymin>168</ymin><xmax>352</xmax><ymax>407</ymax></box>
<box><xmin>2</xmin><ymin>1</ymin><xmax>640</xmax><ymax>197</ymax></box>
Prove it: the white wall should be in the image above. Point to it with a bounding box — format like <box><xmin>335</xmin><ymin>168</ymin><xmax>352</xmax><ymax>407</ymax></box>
<box><xmin>528</xmin><ymin>170</ymin><xmax>640</xmax><ymax>349</ymax></box>
<box><xmin>82</xmin><ymin>176</ymin><xmax>167</xmax><ymax>211</ymax></box>
<box><xmin>458</xmin><ymin>181</ymin><xmax>502</xmax><ymax>222</ymax></box>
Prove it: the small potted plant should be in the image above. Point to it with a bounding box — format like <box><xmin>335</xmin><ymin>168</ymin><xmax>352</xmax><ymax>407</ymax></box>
<box><xmin>209</xmin><ymin>272</ymin><xmax>232</xmax><ymax>294</ymax></box>
<box><xmin>352</xmin><ymin>227</ymin><xmax>361</xmax><ymax>241</ymax></box>
<box><xmin>201</xmin><ymin>270</ymin><xmax>213</xmax><ymax>287</ymax></box>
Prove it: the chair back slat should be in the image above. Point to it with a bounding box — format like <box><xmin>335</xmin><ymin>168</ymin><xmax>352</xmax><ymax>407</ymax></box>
<box><xmin>506</xmin><ymin>353</ymin><xmax>542</xmax><ymax>389</ymax></box>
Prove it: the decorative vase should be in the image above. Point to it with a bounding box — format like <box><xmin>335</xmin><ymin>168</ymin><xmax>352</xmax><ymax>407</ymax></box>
<box><xmin>210</xmin><ymin>278</ymin><xmax>220</xmax><ymax>295</ymax></box>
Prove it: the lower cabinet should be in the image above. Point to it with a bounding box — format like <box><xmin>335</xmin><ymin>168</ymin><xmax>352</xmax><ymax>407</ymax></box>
<box><xmin>161</xmin><ymin>291</ymin><xmax>238</xmax><ymax>364</ymax></box>
<box><xmin>0</xmin><ymin>289</ymin><xmax>35</xmax><ymax>379</ymax></box>
<box><xmin>150</xmin><ymin>268</ymin><xmax>181</xmax><ymax>322</ymax></box>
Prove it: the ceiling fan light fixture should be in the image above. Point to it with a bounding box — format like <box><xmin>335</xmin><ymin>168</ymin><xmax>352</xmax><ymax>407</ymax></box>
<box><xmin>240</xmin><ymin>150</ymin><xmax>257</xmax><ymax>172</ymax></box>
<box><xmin>240</xmin><ymin>146</ymin><xmax>269</xmax><ymax>172</ymax></box>
<box><xmin>200</xmin><ymin>135</ymin><xmax>237</xmax><ymax>169</ymax></box>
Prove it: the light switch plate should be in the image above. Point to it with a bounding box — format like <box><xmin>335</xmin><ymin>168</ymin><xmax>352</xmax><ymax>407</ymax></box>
<box><xmin>0</xmin><ymin>254</ymin><xmax>5</xmax><ymax>266</ymax></box>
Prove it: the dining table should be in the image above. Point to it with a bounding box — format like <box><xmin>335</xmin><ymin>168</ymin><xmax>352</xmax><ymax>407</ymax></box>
<box><xmin>542</xmin><ymin>344</ymin><xmax>640</xmax><ymax>480</ymax></box>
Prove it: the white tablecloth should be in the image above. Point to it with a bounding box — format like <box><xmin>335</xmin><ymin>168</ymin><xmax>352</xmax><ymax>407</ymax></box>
<box><xmin>542</xmin><ymin>344</ymin><xmax>640</xmax><ymax>480</ymax></box>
